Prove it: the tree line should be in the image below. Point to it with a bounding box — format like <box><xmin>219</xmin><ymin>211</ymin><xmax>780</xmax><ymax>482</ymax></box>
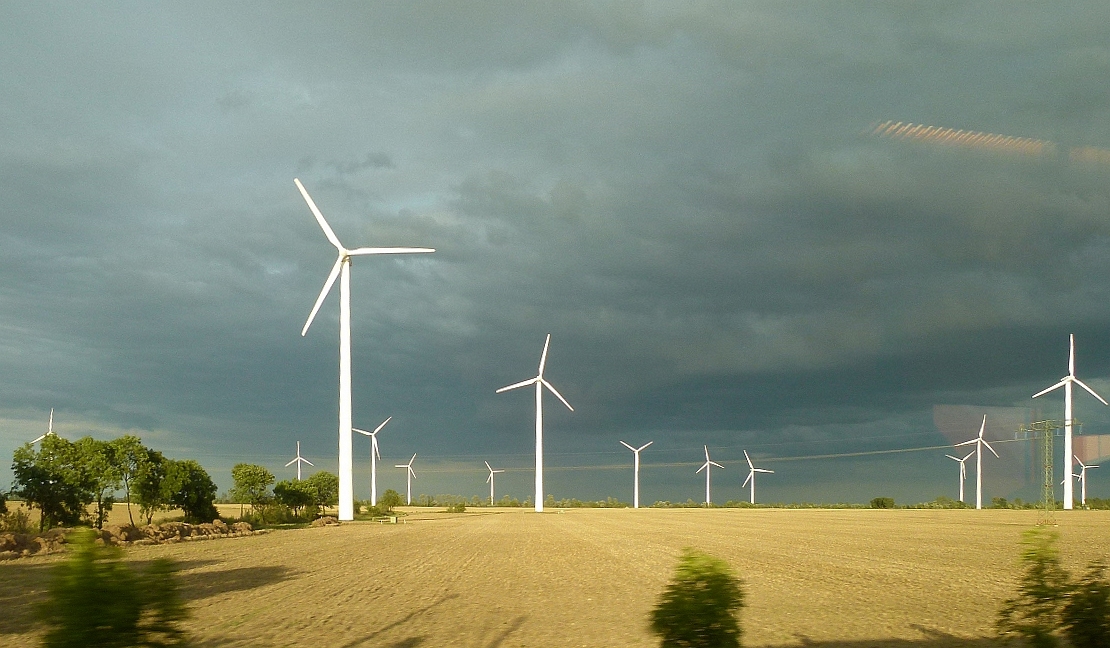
<box><xmin>9</xmin><ymin>435</ymin><xmax>217</xmax><ymax>531</ymax></box>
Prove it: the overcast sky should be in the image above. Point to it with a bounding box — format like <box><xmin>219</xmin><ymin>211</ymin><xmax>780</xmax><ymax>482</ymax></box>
<box><xmin>4</xmin><ymin>2</ymin><xmax>1110</xmax><ymax>505</ymax></box>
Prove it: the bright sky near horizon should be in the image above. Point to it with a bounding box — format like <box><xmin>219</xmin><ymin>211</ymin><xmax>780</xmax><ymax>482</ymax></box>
<box><xmin>4</xmin><ymin>3</ymin><xmax>1110</xmax><ymax>505</ymax></box>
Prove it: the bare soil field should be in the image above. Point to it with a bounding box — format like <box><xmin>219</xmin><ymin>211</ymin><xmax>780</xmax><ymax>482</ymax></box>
<box><xmin>2</xmin><ymin>507</ymin><xmax>1108</xmax><ymax>647</ymax></box>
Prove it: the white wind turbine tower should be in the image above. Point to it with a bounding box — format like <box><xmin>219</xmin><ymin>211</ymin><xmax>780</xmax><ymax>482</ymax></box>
<box><xmin>954</xmin><ymin>416</ymin><xmax>998</xmax><ymax>509</ymax></box>
<box><xmin>620</xmin><ymin>440</ymin><xmax>653</xmax><ymax>508</ymax></box>
<box><xmin>395</xmin><ymin>453</ymin><xmax>417</xmax><ymax>505</ymax></box>
<box><xmin>696</xmin><ymin>445</ymin><xmax>724</xmax><ymax>505</ymax></box>
<box><xmin>945</xmin><ymin>450</ymin><xmax>974</xmax><ymax>504</ymax></box>
<box><xmin>484</xmin><ymin>461</ymin><xmax>505</xmax><ymax>505</ymax></box>
<box><xmin>285</xmin><ymin>441</ymin><xmax>314</xmax><ymax>480</ymax></box>
<box><xmin>354</xmin><ymin>417</ymin><xmax>391</xmax><ymax>506</ymax></box>
<box><xmin>1032</xmin><ymin>334</ymin><xmax>1108</xmax><ymax>510</ymax></box>
<box><xmin>1075</xmin><ymin>456</ymin><xmax>1099</xmax><ymax>507</ymax></box>
<box><xmin>742</xmin><ymin>450</ymin><xmax>774</xmax><ymax>505</ymax></box>
<box><xmin>295</xmin><ymin>178</ymin><xmax>434</xmax><ymax>521</ymax></box>
<box><xmin>31</xmin><ymin>408</ymin><xmax>55</xmax><ymax>444</ymax></box>
<box><xmin>496</xmin><ymin>334</ymin><xmax>574</xmax><ymax>513</ymax></box>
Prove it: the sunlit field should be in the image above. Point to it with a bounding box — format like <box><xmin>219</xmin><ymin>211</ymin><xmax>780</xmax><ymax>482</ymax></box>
<box><xmin>2</xmin><ymin>508</ymin><xmax>1109</xmax><ymax>647</ymax></box>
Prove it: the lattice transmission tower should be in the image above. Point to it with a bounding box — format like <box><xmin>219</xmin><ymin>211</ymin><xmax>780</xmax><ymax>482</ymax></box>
<box><xmin>1016</xmin><ymin>419</ymin><xmax>1078</xmax><ymax>526</ymax></box>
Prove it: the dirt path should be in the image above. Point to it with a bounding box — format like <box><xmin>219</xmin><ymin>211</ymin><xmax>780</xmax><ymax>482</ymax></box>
<box><xmin>2</xmin><ymin>508</ymin><xmax>1108</xmax><ymax>647</ymax></box>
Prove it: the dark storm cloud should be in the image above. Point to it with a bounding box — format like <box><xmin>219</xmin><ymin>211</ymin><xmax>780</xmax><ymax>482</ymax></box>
<box><xmin>3</xmin><ymin>2</ymin><xmax>1110</xmax><ymax>503</ymax></box>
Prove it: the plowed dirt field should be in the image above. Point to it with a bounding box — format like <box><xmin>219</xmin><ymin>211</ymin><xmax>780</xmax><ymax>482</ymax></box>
<box><xmin>3</xmin><ymin>508</ymin><xmax>1108</xmax><ymax>647</ymax></box>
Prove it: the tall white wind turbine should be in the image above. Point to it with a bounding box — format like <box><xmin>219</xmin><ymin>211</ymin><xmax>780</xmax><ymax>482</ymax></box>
<box><xmin>1032</xmin><ymin>334</ymin><xmax>1108</xmax><ymax>510</ymax></box>
<box><xmin>945</xmin><ymin>450</ymin><xmax>974</xmax><ymax>504</ymax></box>
<box><xmin>620</xmin><ymin>440</ymin><xmax>653</xmax><ymax>508</ymax></box>
<box><xmin>742</xmin><ymin>450</ymin><xmax>774</xmax><ymax>505</ymax></box>
<box><xmin>1075</xmin><ymin>456</ymin><xmax>1099</xmax><ymax>507</ymax></box>
<box><xmin>954</xmin><ymin>416</ymin><xmax>998</xmax><ymax>509</ymax></box>
<box><xmin>496</xmin><ymin>334</ymin><xmax>574</xmax><ymax>513</ymax></box>
<box><xmin>295</xmin><ymin>178</ymin><xmax>434</xmax><ymax>521</ymax></box>
<box><xmin>285</xmin><ymin>441</ymin><xmax>314</xmax><ymax>481</ymax></box>
<box><xmin>354</xmin><ymin>417</ymin><xmax>391</xmax><ymax>506</ymax></box>
<box><xmin>31</xmin><ymin>408</ymin><xmax>55</xmax><ymax>444</ymax></box>
<box><xmin>484</xmin><ymin>461</ymin><xmax>505</xmax><ymax>505</ymax></box>
<box><xmin>696</xmin><ymin>445</ymin><xmax>724</xmax><ymax>505</ymax></box>
<box><xmin>395</xmin><ymin>452</ymin><xmax>417</xmax><ymax>506</ymax></box>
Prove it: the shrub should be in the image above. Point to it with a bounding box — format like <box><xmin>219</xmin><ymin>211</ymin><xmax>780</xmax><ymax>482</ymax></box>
<box><xmin>997</xmin><ymin>527</ymin><xmax>1072</xmax><ymax>647</ymax></box>
<box><xmin>1062</xmin><ymin>561</ymin><xmax>1110</xmax><ymax>648</ymax></box>
<box><xmin>445</xmin><ymin>502</ymin><xmax>466</xmax><ymax>513</ymax></box>
<box><xmin>650</xmin><ymin>549</ymin><xmax>746</xmax><ymax>648</ymax></box>
<box><xmin>37</xmin><ymin>529</ymin><xmax>188</xmax><ymax>647</ymax></box>
<box><xmin>0</xmin><ymin>489</ymin><xmax>7</xmax><ymax>515</ymax></box>
<box><xmin>870</xmin><ymin>497</ymin><xmax>895</xmax><ymax>509</ymax></box>
<box><xmin>0</xmin><ymin>508</ymin><xmax>32</xmax><ymax>533</ymax></box>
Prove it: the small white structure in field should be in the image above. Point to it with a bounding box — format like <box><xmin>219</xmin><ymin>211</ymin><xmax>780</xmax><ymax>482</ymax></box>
<box><xmin>395</xmin><ymin>453</ymin><xmax>417</xmax><ymax>505</ymax></box>
<box><xmin>1075</xmin><ymin>456</ymin><xmax>1099</xmax><ymax>507</ymax></box>
<box><xmin>285</xmin><ymin>441</ymin><xmax>314</xmax><ymax>480</ymax></box>
<box><xmin>945</xmin><ymin>450</ymin><xmax>974</xmax><ymax>503</ymax></box>
<box><xmin>620</xmin><ymin>440</ymin><xmax>653</xmax><ymax>508</ymax></box>
<box><xmin>742</xmin><ymin>450</ymin><xmax>773</xmax><ymax>505</ymax></box>
<box><xmin>31</xmin><ymin>408</ymin><xmax>56</xmax><ymax>444</ymax></box>
<box><xmin>295</xmin><ymin>178</ymin><xmax>434</xmax><ymax>521</ymax></box>
<box><xmin>484</xmin><ymin>461</ymin><xmax>505</xmax><ymax>505</ymax></box>
<box><xmin>696</xmin><ymin>445</ymin><xmax>724</xmax><ymax>505</ymax></box>
<box><xmin>496</xmin><ymin>334</ymin><xmax>574</xmax><ymax>513</ymax></box>
<box><xmin>1032</xmin><ymin>334</ymin><xmax>1108</xmax><ymax>510</ymax></box>
<box><xmin>354</xmin><ymin>417</ymin><xmax>391</xmax><ymax>506</ymax></box>
<box><xmin>955</xmin><ymin>415</ymin><xmax>998</xmax><ymax>509</ymax></box>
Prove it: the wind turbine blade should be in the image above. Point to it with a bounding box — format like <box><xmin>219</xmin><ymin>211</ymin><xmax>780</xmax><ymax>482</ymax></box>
<box><xmin>620</xmin><ymin>441</ymin><xmax>636</xmax><ymax>452</ymax></box>
<box><xmin>1070</xmin><ymin>333</ymin><xmax>1076</xmax><ymax>376</ymax></box>
<box><xmin>347</xmin><ymin>247</ymin><xmax>436</xmax><ymax>256</ymax></box>
<box><xmin>31</xmin><ymin>434</ymin><xmax>46</xmax><ymax>444</ymax></box>
<box><xmin>1032</xmin><ymin>379</ymin><xmax>1069</xmax><ymax>399</ymax></box>
<box><xmin>982</xmin><ymin>439</ymin><xmax>1000</xmax><ymax>458</ymax></box>
<box><xmin>541</xmin><ymin>379</ymin><xmax>574</xmax><ymax>411</ymax></box>
<box><xmin>304</xmin><ymin>458</ymin><xmax>314</xmax><ymax>466</ymax></box>
<box><xmin>1076</xmin><ymin>455</ymin><xmax>1086</xmax><ymax>468</ymax></box>
<box><xmin>353</xmin><ymin>428</ymin><xmax>371</xmax><ymax>436</ymax></box>
<box><xmin>373</xmin><ymin>438</ymin><xmax>380</xmax><ymax>460</ymax></box>
<box><xmin>294</xmin><ymin>178</ymin><xmax>344</xmax><ymax>251</ymax></box>
<box><xmin>743</xmin><ymin>472</ymin><xmax>752</xmax><ymax>487</ymax></box>
<box><xmin>302</xmin><ymin>255</ymin><xmax>343</xmax><ymax>336</ymax></box>
<box><xmin>1072</xmin><ymin>378</ymin><xmax>1109</xmax><ymax>406</ymax></box>
<box><xmin>485</xmin><ymin>461</ymin><xmax>493</xmax><ymax>472</ymax></box>
<box><xmin>945</xmin><ymin>455</ymin><xmax>960</xmax><ymax>461</ymax></box>
<box><xmin>409</xmin><ymin>467</ymin><xmax>416</xmax><ymax>479</ymax></box>
<box><xmin>48</xmin><ymin>408</ymin><xmax>53</xmax><ymax>434</ymax></box>
<box><xmin>494</xmin><ymin>469</ymin><xmax>504</xmax><ymax>474</ymax></box>
<box><xmin>538</xmin><ymin>334</ymin><xmax>551</xmax><ymax>375</ymax></box>
<box><xmin>285</xmin><ymin>458</ymin><xmax>297</xmax><ymax>467</ymax></box>
<box><xmin>374</xmin><ymin>417</ymin><xmax>392</xmax><ymax>434</ymax></box>
<box><xmin>696</xmin><ymin>462</ymin><xmax>708</xmax><ymax>474</ymax></box>
<box><xmin>704</xmin><ymin>445</ymin><xmax>710</xmax><ymax>462</ymax></box>
<box><xmin>486</xmin><ymin>473</ymin><xmax>493</xmax><ymax>484</ymax></box>
<box><xmin>962</xmin><ymin>451</ymin><xmax>974</xmax><ymax>461</ymax></box>
<box><xmin>954</xmin><ymin>438</ymin><xmax>977</xmax><ymax>447</ymax></box>
<box><xmin>638</xmin><ymin>441</ymin><xmax>653</xmax><ymax>452</ymax></box>
<box><xmin>710</xmin><ymin>461</ymin><xmax>724</xmax><ymax>469</ymax></box>
<box><xmin>497</xmin><ymin>377</ymin><xmax>538</xmax><ymax>393</ymax></box>
<box><xmin>409</xmin><ymin>453</ymin><xmax>417</xmax><ymax>464</ymax></box>
<box><xmin>978</xmin><ymin>416</ymin><xmax>987</xmax><ymax>439</ymax></box>
<box><xmin>744</xmin><ymin>450</ymin><xmax>754</xmax><ymax>469</ymax></box>
<box><xmin>756</xmin><ymin>468</ymin><xmax>774</xmax><ymax>473</ymax></box>
<box><xmin>1089</xmin><ymin>464</ymin><xmax>1100</xmax><ymax>469</ymax></box>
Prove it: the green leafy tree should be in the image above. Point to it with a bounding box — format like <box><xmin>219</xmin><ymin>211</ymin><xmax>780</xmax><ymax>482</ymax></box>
<box><xmin>12</xmin><ymin>436</ymin><xmax>94</xmax><ymax>530</ymax></box>
<box><xmin>230</xmin><ymin>463</ymin><xmax>275</xmax><ymax>519</ymax></box>
<box><xmin>304</xmin><ymin>471</ymin><xmax>339</xmax><ymax>516</ymax></box>
<box><xmin>870</xmin><ymin>497</ymin><xmax>895</xmax><ymax>509</ymax></box>
<box><xmin>37</xmin><ymin>529</ymin><xmax>188</xmax><ymax>647</ymax></box>
<box><xmin>168</xmin><ymin>460</ymin><xmax>218</xmax><ymax>523</ymax></box>
<box><xmin>379</xmin><ymin>489</ymin><xmax>403</xmax><ymax>513</ymax></box>
<box><xmin>651</xmin><ymin>549</ymin><xmax>746</xmax><ymax>648</ymax></box>
<box><xmin>1062</xmin><ymin>561</ymin><xmax>1110</xmax><ymax>648</ymax></box>
<box><xmin>0</xmin><ymin>489</ymin><xmax>7</xmax><ymax>515</ymax></box>
<box><xmin>110</xmin><ymin>435</ymin><xmax>147</xmax><ymax>527</ymax></box>
<box><xmin>273</xmin><ymin>479</ymin><xmax>315</xmax><ymax>517</ymax></box>
<box><xmin>134</xmin><ymin>450</ymin><xmax>181</xmax><ymax>525</ymax></box>
<box><xmin>75</xmin><ymin>437</ymin><xmax>122</xmax><ymax>529</ymax></box>
<box><xmin>997</xmin><ymin>527</ymin><xmax>1073</xmax><ymax>648</ymax></box>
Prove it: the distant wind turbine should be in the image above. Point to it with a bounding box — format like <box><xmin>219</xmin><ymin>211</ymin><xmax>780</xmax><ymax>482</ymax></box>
<box><xmin>742</xmin><ymin>450</ymin><xmax>774</xmax><ymax>505</ymax></box>
<box><xmin>1032</xmin><ymin>334</ymin><xmax>1108</xmax><ymax>510</ymax></box>
<box><xmin>620</xmin><ymin>441</ymin><xmax>653</xmax><ymax>509</ymax></box>
<box><xmin>354</xmin><ymin>417</ymin><xmax>391</xmax><ymax>506</ymax></box>
<box><xmin>395</xmin><ymin>453</ymin><xmax>417</xmax><ymax>505</ymax></box>
<box><xmin>954</xmin><ymin>416</ymin><xmax>998</xmax><ymax>509</ymax></box>
<box><xmin>285</xmin><ymin>441</ymin><xmax>314</xmax><ymax>481</ymax></box>
<box><xmin>696</xmin><ymin>446</ymin><xmax>724</xmax><ymax>505</ymax></box>
<box><xmin>1075</xmin><ymin>456</ymin><xmax>1099</xmax><ymax>507</ymax></box>
<box><xmin>945</xmin><ymin>450</ymin><xmax>975</xmax><ymax>504</ymax></box>
<box><xmin>31</xmin><ymin>408</ymin><xmax>55</xmax><ymax>444</ymax></box>
<box><xmin>484</xmin><ymin>461</ymin><xmax>505</xmax><ymax>505</ymax></box>
<box><xmin>496</xmin><ymin>334</ymin><xmax>574</xmax><ymax>513</ymax></box>
<box><xmin>295</xmin><ymin>178</ymin><xmax>434</xmax><ymax>521</ymax></box>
